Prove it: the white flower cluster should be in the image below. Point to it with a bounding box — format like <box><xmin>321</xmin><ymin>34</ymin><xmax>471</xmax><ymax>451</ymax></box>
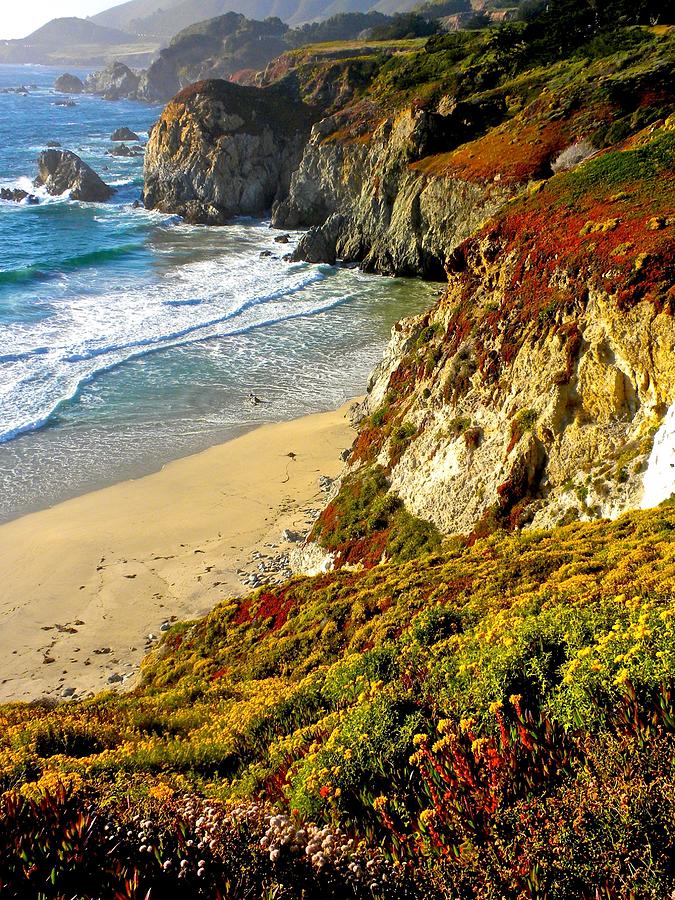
<box><xmin>260</xmin><ymin>811</ymin><xmax>389</xmax><ymax>890</ymax></box>
<box><xmin>172</xmin><ymin>796</ymin><xmax>392</xmax><ymax>893</ymax></box>
<box><xmin>173</xmin><ymin>799</ymin><xmax>228</xmax><ymax>878</ymax></box>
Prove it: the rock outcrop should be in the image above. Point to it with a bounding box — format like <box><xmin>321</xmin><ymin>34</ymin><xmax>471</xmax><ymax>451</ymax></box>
<box><xmin>143</xmin><ymin>79</ymin><xmax>315</xmax><ymax>224</ymax></box>
<box><xmin>85</xmin><ymin>62</ymin><xmax>140</xmax><ymax>100</ymax></box>
<box><xmin>274</xmin><ymin>103</ymin><xmax>512</xmax><ymax>278</ymax></box>
<box><xmin>54</xmin><ymin>73</ymin><xmax>84</xmax><ymax>93</ymax></box>
<box><xmin>35</xmin><ymin>150</ymin><xmax>115</xmax><ymax>202</ymax></box>
<box><xmin>135</xmin><ymin>56</ymin><xmax>181</xmax><ymax>104</ymax></box>
<box><xmin>111</xmin><ymin>127</ymin><xmax>140</xmax><ymax>142</ymax></box>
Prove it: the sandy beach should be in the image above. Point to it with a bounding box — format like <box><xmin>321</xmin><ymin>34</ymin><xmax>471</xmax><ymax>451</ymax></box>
<box><xmin>0</xmin><ymin>402</ymin><xmax>356</xmax><ymax>704</ymax></box>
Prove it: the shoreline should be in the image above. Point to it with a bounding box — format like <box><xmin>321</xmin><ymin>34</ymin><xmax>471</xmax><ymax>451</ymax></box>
<box><xmin>0</xmin><ymin>420</ymin><xmax>260</xmax><ymax>527</ymax></box>
<box><xmin>0</xmin><ymin>401</ymin><xmax>357</xmax><ymax>704</ymax></box>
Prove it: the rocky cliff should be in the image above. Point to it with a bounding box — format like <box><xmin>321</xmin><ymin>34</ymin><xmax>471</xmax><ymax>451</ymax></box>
<box><xmin>143</xmin><ymin>79</ymin><xmax>316</xmax><ymax>223</ymax></box>
<box><xmin>302</xmin><ymin>116</ymin><xmax>675</xmax><ymax>571</ymax></box>
<box><xmin>272</xmin><ymin>102</ymin><xmax>514</xmax><ymax>278</ymax></box>
<box><xmin>272</xmin><ymin>28</ymin><xmax>675</xmax><ymax>276</ymax></box>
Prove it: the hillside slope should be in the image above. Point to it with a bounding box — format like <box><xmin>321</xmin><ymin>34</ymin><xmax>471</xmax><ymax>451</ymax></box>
<box><xmin>0</xmin><ymin>17</ymin><xmax>156</xmax><ymax>66</ymax></box>
<box><xmin>81</xmin><ymin>12</ymin><xmax>404</xmax><ymax>103</ymax></box>
<box><xmin>2</xmin><ymin>506</ymin><xmax>675</xmax><ymax>895</ymax></box>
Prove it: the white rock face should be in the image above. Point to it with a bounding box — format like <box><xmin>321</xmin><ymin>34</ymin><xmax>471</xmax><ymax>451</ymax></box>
<box><xmin>641</xmin><ymin>403</ymin><xmax>675</xmax><ymax>509</ymax></box>
<box><xmin>289</xmin><ymin>542</ymin><xmax>334</xmax><ymax>577</ymax></box>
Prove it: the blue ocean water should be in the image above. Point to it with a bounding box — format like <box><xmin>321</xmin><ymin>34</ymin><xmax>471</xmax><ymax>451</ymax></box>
<box><xmin>0</xmin><ymin>64</ymin><xmax>435</xmax><ymax>522</ymax></box>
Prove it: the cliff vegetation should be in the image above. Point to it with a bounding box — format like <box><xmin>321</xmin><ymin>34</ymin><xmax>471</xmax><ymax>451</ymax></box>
<box><xmin>2</xmin><ymin>506</ymin><xmax>675</xmax><ymax>896</ymax></box>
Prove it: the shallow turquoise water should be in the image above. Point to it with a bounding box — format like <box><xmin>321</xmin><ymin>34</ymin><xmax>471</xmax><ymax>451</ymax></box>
<box><xmin>0</xmin><ymin>64</ymin><xmax>436</xmax><ymax>522</ymax></box>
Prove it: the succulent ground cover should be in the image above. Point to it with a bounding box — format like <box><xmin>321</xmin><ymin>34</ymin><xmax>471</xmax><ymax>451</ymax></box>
<box><xmin>2</xmin><ymin>505</ymin><xmax>675</xmax><ymax>895</ymax></box>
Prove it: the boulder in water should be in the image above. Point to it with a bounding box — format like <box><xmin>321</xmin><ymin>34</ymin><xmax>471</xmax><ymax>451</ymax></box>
<box><xmin>106</xmin><ymin>143</ymin><xmax>144</xmax><ymax>158</ymax></box>
<box><xmin>46</xmin><ymin>140</ymin><xmax>62</xmax><ymax>148</ymax></box>
<box><xmin>54</xmin><ymin>100</ymin><xmax>77</xmax><ymax>108</ymax></box>
<box><xmin>289</xmin><ymin>213</ymin><xmax>348</xmax><ymax>265</ymax></box>
<box><xmin>54</xmin><ymin>73</ymin><xmax>84</xmax><ymax>94</ymax></box>
<box><xmin>85</xmin><ymin>62</ymin><xmax>140</xmax><ymax>100</ymax></box>
<box><xmin>110</xmin><ymin>127</ymin><xmax>140</xmax><ymax>142</ymax></box>
<box><xmin>34</xmin><ymin>150</ymin><xmax>114</xmax><ymax>202</ymax></box>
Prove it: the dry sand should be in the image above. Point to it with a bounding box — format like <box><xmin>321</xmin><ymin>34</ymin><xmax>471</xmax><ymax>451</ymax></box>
<box><xmin>0</xmin><ymin>403</ymin><xmax>356</xmax><ymax>704</ymax></box>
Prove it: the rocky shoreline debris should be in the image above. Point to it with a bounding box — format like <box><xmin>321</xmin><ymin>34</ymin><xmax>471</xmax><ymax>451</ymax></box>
<box><xmin>0</xmin><ymin>85</ymin><xmax>36</xmax><ymax>95</ymax></box>
<box><xmin>106</xmin><ymin>143</ymin><xmax>145</xmax><ymax>157</ymax></box>
<box><xmin>236</xmin><ymin>479</ymin><xmax>333</xmax><ymax>590</ymax></box>
<box><xmin>0</xmin><ymin>188</ymin><xmax>38</xmax><ymax>204</ymax></box>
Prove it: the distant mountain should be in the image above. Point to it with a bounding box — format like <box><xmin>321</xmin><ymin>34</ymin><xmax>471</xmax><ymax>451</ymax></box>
<box><xmin>24</xmin><ymin>17</ymin><xmax>133</xmax><ymax>46</ymax></box>
<box><xmin>0</xmin><ymin>17</ymin><xmax>159</xmax><ymax>65</ymax></box>
<box><xmin>93</xmin><ymin>0</ymin><xmax>419</xmax><ymax>38</ymax></box>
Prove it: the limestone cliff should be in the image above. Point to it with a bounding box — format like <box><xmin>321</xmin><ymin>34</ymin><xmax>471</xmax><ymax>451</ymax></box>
<box><xmin>143</xmin><ymin>79</ymin><xmax>315</xmax><ymax>223</ymax></box>
<box><xmin>304</xmin><ymin>117</ymin><xmax>675</xmax><ymax>569</ymax></box>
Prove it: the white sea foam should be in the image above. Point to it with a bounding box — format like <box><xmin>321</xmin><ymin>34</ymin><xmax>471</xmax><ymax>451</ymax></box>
<box><xmin>0</xmin><ymin>227</ymin><xmax>350</xmax><ymax>444</ymax></box>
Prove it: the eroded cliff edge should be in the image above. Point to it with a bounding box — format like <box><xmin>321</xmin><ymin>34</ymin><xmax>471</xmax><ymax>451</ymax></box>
<box><xmin>300</xmin><ymin>117</ymin><xmax>675</xmax><ymax>572</ymax></box>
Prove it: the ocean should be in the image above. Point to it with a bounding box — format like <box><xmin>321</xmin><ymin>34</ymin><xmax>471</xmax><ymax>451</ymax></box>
<box><xmin>0</xmin><ymin>64</ymin><xmax>436</xmax><ymax>523</ymax></box>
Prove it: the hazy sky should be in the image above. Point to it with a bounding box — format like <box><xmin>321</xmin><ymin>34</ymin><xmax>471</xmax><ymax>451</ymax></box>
<box><xmin>3</xmin><ymin>1</ymin><xmax>117</xmax><ymax>40</ymax></box>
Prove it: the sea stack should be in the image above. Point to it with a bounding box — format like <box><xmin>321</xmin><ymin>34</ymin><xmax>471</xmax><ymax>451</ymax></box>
<box><xmin>54</xmin><ymin>73</ymin><xmax>84</xmax><ymax>94</ymax></box>
<box><xmin>35</xmin><ymin>149</ymin><xmax>114</xmax><ymax>202</ymax></box>
<box><xmin>110</xmin><ymin>126</ymin><xmax>140</xmax><ymax>142</ymax></box>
